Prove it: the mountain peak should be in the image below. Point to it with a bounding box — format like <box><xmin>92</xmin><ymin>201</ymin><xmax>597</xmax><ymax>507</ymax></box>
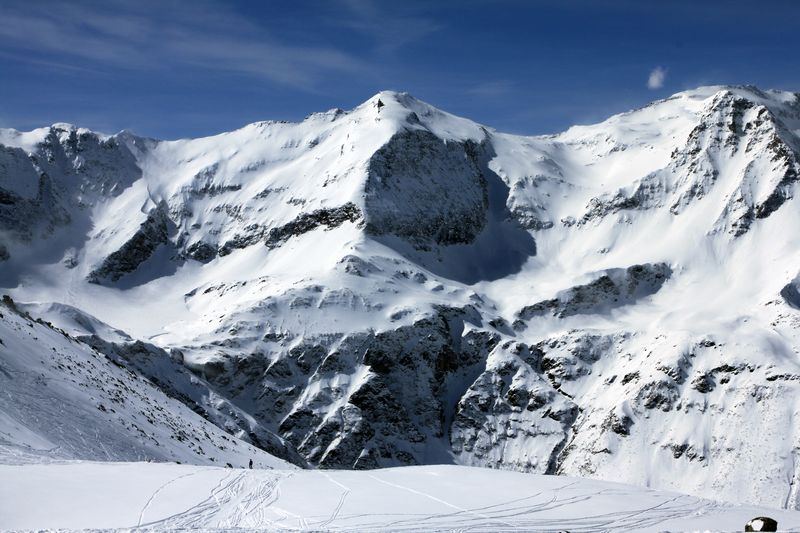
<box><xmin>367</xmin><ymin>90</ymin><xmax>419</xmax><ymax>106</ymax></box>
<box><xmin>674</xmin><ymin>85</ymin><xmax>799</xmax><ymax>117</ymax></box>
<box><xmin>356</xmin><ymin>90</ymin><xmax>488</xmax><ymax>142</ymax></box>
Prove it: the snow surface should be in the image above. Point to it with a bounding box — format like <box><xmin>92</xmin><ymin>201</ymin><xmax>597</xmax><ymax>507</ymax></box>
<box><xmin>2</xmin><ymin>461</ymin><xmax>798</xmax><ymax>532</ymax></box>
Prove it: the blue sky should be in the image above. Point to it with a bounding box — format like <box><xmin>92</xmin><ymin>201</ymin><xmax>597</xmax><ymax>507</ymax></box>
<box><xmin>0</xmin><ymin>0</ymin><xmax>797</xmax><ymax>139</ymax></box>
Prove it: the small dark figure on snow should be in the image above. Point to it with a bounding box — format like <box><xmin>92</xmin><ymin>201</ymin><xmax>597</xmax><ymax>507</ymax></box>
<box><xmin>376</xmin><ymin>99</ymin><xmax>385</xmax><ymax>113</ymax></box>
<box><xmin>745</xmin><ymin>516</ymin><xmax>778</xmax><ymax>532</ymax></box>
<box><xmin>248</xmin><ymin>459</ymin><xmax>253</xmax><ymax>469</ymax></box>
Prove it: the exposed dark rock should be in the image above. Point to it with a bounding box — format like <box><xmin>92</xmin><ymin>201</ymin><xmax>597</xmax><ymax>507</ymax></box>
<box><xmin>713</xmin><ymin>363</ymin><xmax>753</xmax><ymax>375</ymax></box>
<box><xmin>780</xmin><ymin>280</ymin><xmax>800</xmax><ymax>309</ymax></box>
<box><xmin>265</xmin><ymin>203</ymin><xmax>361</xmax><ymax>249</ymax></box>
<box><xmin>546</xmin><ymin>404</ymin><xmax>579</xmax><ymax>422</ymax></box>
<box><xmin>581</xmin><ymin>173</ymin><xmax>665</xmax><ymax>223</ymax></box>
<box><xmin>450</xmin><ymin>334</ymin><xmax>581</xmax><ymax>473</ymax></box>
<box><xmin>219</xmin><ymin>224</ymin><xmax>268</xmax><ymax>256</ymax></box>
<box><xmin>603</xmin><ymin>411</ymin><xmax>634</xmax><ymax>436</ymax></box>
<box><xmin>191</xmin><ymin>184</ymin><xmax>243</xmax><ymax>197</ymax></box>
<box><xmin>222</xmin><ymin>307</ymin><xmax>500</xmax><ymax>469</ymax></box>
<box><xmin>691</xmin><ymin>372</ymin><xmax>716</xmax><ymax>393</ymax></box>
<box><xmin>753</xmin><ymin>136</ymin><xmax>799</xmax><ymax>220</ymax></box>
<box><xmin>185</xmin><ymin>163</ymin><xmax>242</xmax><ymax>198</ymax></box>
<box><xmin>0</xmin><ymin>176</ymin><xmax>71</xmax><ymax>241</ymax></box>
<box><xmin>621</xmin><ymin>371</ymin><xmax>640</xmax><ymax>385</ymax></box>
<box><xmin>338</xmin><ymin>254</ymin><xmax>379</xmax><ymax>276</ymax></box>
<box><xmin>488</xmin><ymin>317</ymin><xmax>514</xmax><ymax>335</ymax></box>
<box><xmin>657</xmin><ymin>362</ymin><xmax>688</xmax><ymax>385</ymax></box>
<box><xmin>518</xmin><ymin>263</ymin><xmax>671</xmax><ymax>320</ymax></box>
<box><xmin>364</xmin><ymin>130</ymin><xmax>488</xmax><ymax>247</ymax></box>
<box><xmin>637</xmin><ymin>380</ymin><xmax>679</xmax><ymax>411</ymax></box>
<box><xmin>510</xmin><ymin>203</ymin><xmax>554</xmax><ymax>230</ymax></box>
<box><xmin>279</xmin><ymin>408</ymin><xmax>320</xmax><ymax>446</ymax></box>
<box><xmin>667</xmin><ymin>443</ymin><xmax>704</xmax><ymax>461</ymax></box>
<box><xmin>765</xmin><ymin>373</ymin><xmax>800</xmax><ymax>382</ymax></box>
<box><xmin>87</xmin><ymin>205</ymin><xmax>171</xmax><ymax>283</ymax></box>
<box><xmin>186</xmin><ymin>241</ymin><xmax>218</xmax><ymax>263</ymax></box>
<box><xmin>506</xmin><ymin>387</ymin><xmax>530</xmax><ymax>408</ymax></box>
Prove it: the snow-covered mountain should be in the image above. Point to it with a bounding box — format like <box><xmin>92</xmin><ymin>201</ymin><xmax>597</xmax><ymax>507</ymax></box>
<box><xmin>2</xmin><ymin>85</ymin><xmax>800</xmax><ymax>510</ymax></box>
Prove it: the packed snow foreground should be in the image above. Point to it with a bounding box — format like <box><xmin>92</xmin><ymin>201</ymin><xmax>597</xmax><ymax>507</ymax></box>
<box><xmin>2</xmin><ymin>85</ymin><xmax>800</xmax><ymax>530</ymax></box>
<box><xmin>3</xmin><ymin>461</ymin><xmax>800</xmax><ymax>532</ymax></box>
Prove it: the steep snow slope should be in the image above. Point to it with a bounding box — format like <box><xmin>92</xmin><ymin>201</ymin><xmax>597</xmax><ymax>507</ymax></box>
<box><xmin>2</xmin><ymin>85</ymin><xmax>800</xmax><ymax>509</ymax></box>
<box><xmin>3</xmin><ymin>462</ymin><xmax>799</xmax><ymax>532</ymax></box>
<box><xmin>0</xmin><ymin>297</ymin><xmax>294</xmax><ymax>469</ymax></box>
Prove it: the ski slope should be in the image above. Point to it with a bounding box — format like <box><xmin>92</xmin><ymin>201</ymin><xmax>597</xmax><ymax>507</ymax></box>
<box><xmin>2</xmin><ymin>461</ymin><xmax>797</xmax><ymax>532</ymax></box>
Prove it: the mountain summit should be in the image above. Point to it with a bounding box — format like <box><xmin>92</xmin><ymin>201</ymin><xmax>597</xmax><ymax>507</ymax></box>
<box><xmin>2</xmin><ymin>85</ymin><xmax>800</xmax><ymax>509</ymax></box>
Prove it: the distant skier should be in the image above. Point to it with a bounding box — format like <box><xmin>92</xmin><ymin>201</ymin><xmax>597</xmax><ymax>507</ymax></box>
<box><xmin>248</xmin><ymin>459</ymin><xmax>253</xmax><ymax>469</ymax></box>
<box><xmin>376</xmin><ymin>98</ymin><xmax>385</xmax><ymax>113</ymax></box>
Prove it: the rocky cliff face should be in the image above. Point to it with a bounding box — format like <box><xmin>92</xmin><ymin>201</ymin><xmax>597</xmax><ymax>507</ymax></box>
<box><xmin>364</xmin><ymin>130</ymin><xmax>488</xmax><ymax>248</ymax></box>
<box><xmin>0</xmin><ymin>125</ymin><xmax>141</xmax><ymax>243</ymax></box>
<box><xmin>2</xmin><ymin>86</ymin><xmax>800</xmax><ymax>509</ymax></box>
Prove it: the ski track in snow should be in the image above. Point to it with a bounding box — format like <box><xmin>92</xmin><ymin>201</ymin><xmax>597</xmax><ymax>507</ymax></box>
<box><xmin>363</xmin><ymin>471</ymin><xmax>519</xmax><ymax>530</ymax></box>
<box><xmin>136</xmin><ymin>468</ymin><xmax>217</xmax><ymax>526</ymax></box>
<box><xmin>137</xmin><ymin>470</ymin><xmax>290</xmax><ymax>530</ymax></box>
<box><xmin>315</xmin><ymin>470</ymin><xmax>351</xmax><ymax>529</ymax></box>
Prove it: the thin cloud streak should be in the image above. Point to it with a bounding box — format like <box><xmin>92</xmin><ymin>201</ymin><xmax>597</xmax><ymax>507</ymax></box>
<box><xmin>337</xmin><ymin>0</ymin><xmax>442</xmax><ymax>53</ymax></box>
<box><xmin>0</xmin><ymin>0</ymin><xmax>368</xmax><ymax>89</ymax></box>
<box><xmin>467</xmin><ymin>80</ymin><xmax>515</xmax><ymax>97</ymax></box>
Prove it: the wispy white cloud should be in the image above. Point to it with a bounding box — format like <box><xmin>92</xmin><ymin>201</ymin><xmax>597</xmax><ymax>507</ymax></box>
<box><xmin>0</xmin><ymin>0</ymin><xmax>367</xmax><ymax>89</ymax></box>
<box><xmin>647</xmin><ymin>66</ymin><xmax>667</xmax><ymax>89</ymax></box>
<box><xmin>336</xmin><ymin>0</ymin><xmax>441</xmax><ymax>53</ymax></box>
<box><xmin>467</xmin><ymin>80</ymin><xmax>515</xmax><ymax>97</ymax></box>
